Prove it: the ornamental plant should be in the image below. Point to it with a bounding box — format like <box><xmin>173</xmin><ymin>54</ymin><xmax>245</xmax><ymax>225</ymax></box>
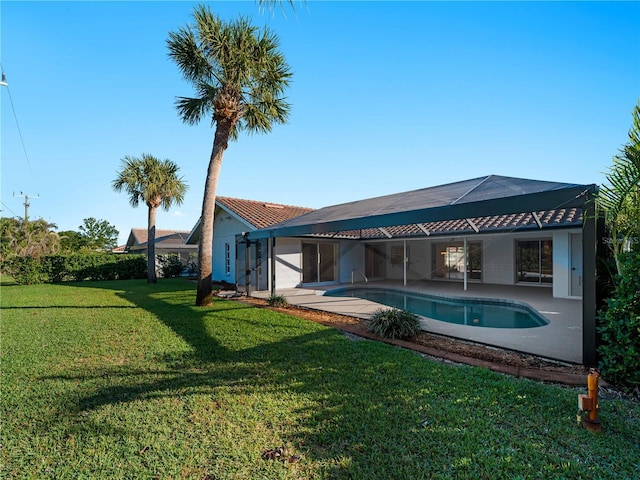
<box><xmin>368</xmin><ymin>308</ymin><xmax>421</xmax><ymax>340</ymax></box>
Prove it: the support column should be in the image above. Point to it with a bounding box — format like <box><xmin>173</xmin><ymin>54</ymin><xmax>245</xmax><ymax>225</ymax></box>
<box><xmin>463</xmin><ymin>236</ymin><xmax>468</xmax><ymax>291</ymax></box>
<box><xmin>403</xmin><ymin>240</ymin><xmax>407</xmax><ymax>286</ymax></box>
<box><xmin>270</xmin><ymin>237</ymin><xmax>276</xmax><ymax>297</ymax></box>
<box><xmin>582</xmin><ymin>191</ymin><xmax>598</xmax><ymax>367</ymax></box>
<box><xmin>245</xmin><ymin>238</ymin><xmax>251</xmax><ymax>297</ymax></box>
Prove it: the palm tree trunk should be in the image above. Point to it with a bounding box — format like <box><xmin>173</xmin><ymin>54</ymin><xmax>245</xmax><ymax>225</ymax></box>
<box><xmin>196</xmin><ymin>118</ymin><xmax>232</xmax><ymax>306</ymax></box>
<box><xmin>148</xmin><ymin>206</ymin><xmax>158</xmax><ymax>284</ymax></box>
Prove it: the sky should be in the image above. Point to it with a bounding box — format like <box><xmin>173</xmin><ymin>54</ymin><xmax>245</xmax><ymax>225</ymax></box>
<box><xmin>1</xmin><ymin>1</ymin><xmax>639</xmax><ymax>246</ymax></box>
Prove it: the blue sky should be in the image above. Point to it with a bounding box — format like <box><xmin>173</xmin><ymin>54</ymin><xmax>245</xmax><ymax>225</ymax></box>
<box><xmin>1</xmin><ymin>1</ymin><xmax>639</xmax><ymax>245</ymax></box>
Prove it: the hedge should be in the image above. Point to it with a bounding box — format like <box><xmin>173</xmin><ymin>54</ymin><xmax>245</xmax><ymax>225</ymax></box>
<box><xmin>3</xmin><ymin>253</ymin><xmax>147</xmax><ymax>285</ymax></box>
<box><xmin>597</xmin><ymin>246</ymin><xmax>640</xmax><ymax>388</ymax></box>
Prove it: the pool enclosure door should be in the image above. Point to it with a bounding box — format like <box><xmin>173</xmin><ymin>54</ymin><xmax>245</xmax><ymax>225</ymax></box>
<box><xmin>235</xmin><ymin>238</ymin><xmax>268</xmax><ymax>293</ymax></box>
<box><xmin>571</xmin><ymin>233</ymin><xmax>582</xmax><ymax>297</ymax></box>
<box><xmin>302</xmin><ymin>241</ymin><xmax>337</xmax><ymax>284</ymax></box>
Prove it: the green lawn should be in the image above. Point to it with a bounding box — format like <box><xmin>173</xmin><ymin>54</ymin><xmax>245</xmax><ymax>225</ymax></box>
<box><xmin>1</xmin><ymin>279</ymin><xmax>638</xmax><ymax>479</ymax></box>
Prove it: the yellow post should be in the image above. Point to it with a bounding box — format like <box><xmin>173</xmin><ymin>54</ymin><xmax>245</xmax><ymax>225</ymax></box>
<box><xmin>581</xmin><ymin>370</ymin><xmax>602</xmax><ymax>432</ymax></box>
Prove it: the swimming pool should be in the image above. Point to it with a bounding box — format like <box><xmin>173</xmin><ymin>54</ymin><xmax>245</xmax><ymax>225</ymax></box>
<box><xmin>324</xmin><ymin>287</ymin><xmax>549</xmax><ymax>329</ymax></box>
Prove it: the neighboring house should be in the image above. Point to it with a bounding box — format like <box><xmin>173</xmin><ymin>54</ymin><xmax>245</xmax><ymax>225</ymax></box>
<box><xmin>237</xmin><ymin>175</ymin><xmax>599</xmax><ymax>365</ymax></box>
<box><xmin>186</xmin><ymin>197</ymin><xmax>314</xmax><ymax>286</ymax></box>
<box><xmin>125</xmin><ymin>229</ymin><xmax>198</xmax><ymax>267</ymax></box>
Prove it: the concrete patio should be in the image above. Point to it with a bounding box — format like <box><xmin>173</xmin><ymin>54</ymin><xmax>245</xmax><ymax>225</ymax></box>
<box><xmin>251</xmin><ymin>280</ymin><xmax>583</xmax><ymax>364</ymax></box>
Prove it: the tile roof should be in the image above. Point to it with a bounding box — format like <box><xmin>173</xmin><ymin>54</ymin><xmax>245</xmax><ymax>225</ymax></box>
<box><xmin>217</xmin><ymin>196</ymin><xmax>314</xmax><ymax>229</ymax></box>
<box><xmin>310</xmin><ymin>208</ymin><xmax>582</xmax><ymax>240</ymax></box>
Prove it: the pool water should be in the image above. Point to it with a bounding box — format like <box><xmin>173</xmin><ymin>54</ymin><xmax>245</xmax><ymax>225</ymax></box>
<box><xmin>325</xmin><ymin>287</ymin><xmax>548</xmax><ymax>329</ymax></box>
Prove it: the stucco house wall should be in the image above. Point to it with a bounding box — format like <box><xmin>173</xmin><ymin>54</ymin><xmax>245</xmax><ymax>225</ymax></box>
<box><xmin>265</xmin><ymin>229</ymin><xmax>582</xmax><ymax>299</ymax></box>
<box><xmin>211</xmin><ymin>213</ymin><xmax>247</xmax><ymax>283</ymax></box>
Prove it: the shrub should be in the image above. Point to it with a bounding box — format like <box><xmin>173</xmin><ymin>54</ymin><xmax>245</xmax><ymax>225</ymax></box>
<box><xmin>158</xmin><ymin>254</ymin><xmax>185</xmax><ymax>278</ymax></box>
<box><xmin>597</xmin><ymin>246</ymin><xmax>640</xmax><ymax>388</ymax></box>
<box><xmin>2</xmin><ymin>256</ymin><xmax>47</xmax><ymax>285</ymax></box>
<box><xmin>267</xmin><ymin>294</ymin><xmax>289</xmax><ymax>308</ymax></box>
<box><xmin>3</xmin><ymin>253</ymin><xmax>147</xmax><ymax>284</ymax></box>
<box><xmin>368</xmin><ymin>308</ymin><xmax>420</xmax><ymax>340</ymax></box>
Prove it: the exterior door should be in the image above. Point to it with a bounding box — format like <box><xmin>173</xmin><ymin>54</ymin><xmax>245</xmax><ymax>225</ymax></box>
<box><xmin>571</xmin><ymin>233</ymin><xmax>582</xmax><ymax>297</ymax></box>
<box><xmin>302</xmin><ymin>242</ymin><xmax>336</xmax><ymax>284</ymax></box>
<box><xmin>365</xmin><ymin>244</ymin><xmax>385</xmax><ymax>278</ymax></box>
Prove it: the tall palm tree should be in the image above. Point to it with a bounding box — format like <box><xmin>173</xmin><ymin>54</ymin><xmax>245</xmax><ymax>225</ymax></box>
<box><xmin>167</xmin><ymin>5</ymin><xmax>292</xmax><ymax>306</ymax></box>
<box><xmin>112</xmin><ymin>154</ymin><xmax>188</xmax><ymax>283</ymax></box>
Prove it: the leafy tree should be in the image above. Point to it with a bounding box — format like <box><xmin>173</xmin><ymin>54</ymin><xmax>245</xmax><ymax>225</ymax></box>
<box><xmin>112</xmin><ymin>154</ymin><xmax>188</xmax><ymax>283</ymax></box>
<box><xmin>58</xmin><ymin>230</ymin><xmax>89</xmax><ymax>252</ymax></box>
<box><xmin>0</xmin><ymin>217</ymin><xmax>60</xmax><ymax>260</ymax></box>
<box><xmin>77</xmin><ymin>218</ymin><xmax>119</xmax><ymax>252</ymax></box>
<box><xmin>597</xmin><ymin>101</ymin><xmax>640</xmax><ymax>276</ymax></box>
<box><xmin>168</xmin><ymin>4</ymin><xmax>292</xmax><ymax>305</ymax></box>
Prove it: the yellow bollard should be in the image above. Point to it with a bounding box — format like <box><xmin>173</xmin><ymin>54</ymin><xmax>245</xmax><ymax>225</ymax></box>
<box><xmin>578</xmin><ymin>370</ymin><xmax>602</xmax><ymax>432</ymax></box>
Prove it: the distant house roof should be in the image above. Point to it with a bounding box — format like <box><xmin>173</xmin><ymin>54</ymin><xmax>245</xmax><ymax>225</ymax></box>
<box><xmin>126</xmin><ymin>229</ymin><xmax>196</xmax><ymax>251</ymax></box>
<box><xmin>186</xmin><ymin>197</ymin><xmax>314</xmax><ymax>244</ymax></box>
<box><xmin>111</xmin><ymin>245</ymin><xmax>127</xmax><ymax>254</ymax></box>
<box><xmin>246</xmin><ymin>175</ymin><xmax>595</xmax><ymax>240</ymax></box>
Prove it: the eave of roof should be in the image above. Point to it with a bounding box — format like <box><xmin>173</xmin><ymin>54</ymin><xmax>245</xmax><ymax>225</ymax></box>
<box><xmin>245</xmin><ymin>175</ymin><xmax>596</xmax><ymax>240</ymax></box>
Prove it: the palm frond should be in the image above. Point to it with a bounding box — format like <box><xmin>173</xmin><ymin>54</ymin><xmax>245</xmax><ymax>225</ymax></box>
<box><xmin>167</xmin><ymin>6</ymin><xmax>292</xmax><ymax>134</ymax></box>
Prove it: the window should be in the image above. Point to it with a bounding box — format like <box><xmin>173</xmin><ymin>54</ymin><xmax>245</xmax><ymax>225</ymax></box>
<box><xmin>225</xmin><ymin>242</ymin><xmax>231</xmax><ymax>275</ymax></box>
<box><xmin>517</xmin><ymin>239</ymin><xmax>552</xmax><ymax>284</ymax></box>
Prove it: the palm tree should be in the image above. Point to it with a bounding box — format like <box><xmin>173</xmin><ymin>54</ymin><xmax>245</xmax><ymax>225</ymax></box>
<box><xmin>0</xmin><ymin>217</ymin><xmax>60</xmax><ymax>259</ymax></box>
<box><xmin>597</xmin><ymin>101</ymin><xmax>640</xmax><ymax>275</ymax></box>
<box><xmin>167</xmin><ymin>5</ymin><xmax>292</xmax><ymax>306</ymax></box>
<box><xmin>112</xmin><ymin>154</ymin><xmax>188</xmax><ymax>283</ymax></box>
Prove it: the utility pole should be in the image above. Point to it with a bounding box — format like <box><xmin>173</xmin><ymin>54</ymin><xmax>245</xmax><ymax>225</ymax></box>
<box><xmin>13</xmin><ymin>192</ymin><xmax>39</xmax><ymax>221</ymax></box>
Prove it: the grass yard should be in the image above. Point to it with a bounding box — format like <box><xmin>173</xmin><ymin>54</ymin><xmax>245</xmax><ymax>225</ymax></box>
<box><xmin>1</xmin><ymin>279</ymin><xmax>638</xmax><ymax>479</ymax></box>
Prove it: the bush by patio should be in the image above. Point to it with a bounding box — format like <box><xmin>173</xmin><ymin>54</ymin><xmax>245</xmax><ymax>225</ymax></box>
<box><xmin>368</xmin><ymin>307</ymin><xmax>420</xmax><ymax>340</ymax></box>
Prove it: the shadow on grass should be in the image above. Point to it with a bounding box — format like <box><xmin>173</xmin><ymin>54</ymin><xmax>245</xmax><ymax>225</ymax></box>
<box><xmin>31</xmin><ymin>279</ymin><xmax>439</xmax><ymax>476</ymax></box>
<box><xmin>5</xmin><ymin>279</ymin><xmax>638</xmax><ymax>479</ymax></box>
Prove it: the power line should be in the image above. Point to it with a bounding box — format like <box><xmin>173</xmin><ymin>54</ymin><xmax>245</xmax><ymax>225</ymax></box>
<box><xmin>0</xmin><ymin>65</ymin><xmax>36</xmax><ymax>180</ymax></box>
<box><xmin>0</xmin><ymin>201</ymin><xmax>19</xmax><ymax>217</ymax></box>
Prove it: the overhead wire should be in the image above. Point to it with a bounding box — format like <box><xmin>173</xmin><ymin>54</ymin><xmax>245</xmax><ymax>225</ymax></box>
<box><xmin>1</xmin><ymin>63</ymin><xmax>36</xmax><ymax>180</ymax></box>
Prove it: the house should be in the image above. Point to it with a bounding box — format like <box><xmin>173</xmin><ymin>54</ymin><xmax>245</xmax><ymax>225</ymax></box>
<box><xmin>186</xmin><ymin>197</ymin><xmax>314</xmax><ymax>286</ymax></box>
<box><xmin>235</xmin><ymin>175</ymin><xmax>599</xmax><ymax>366</ymax></box>
<box><xmin>125</xmin><ymin>228</ymin><xmax>198</xmax><ymax>267</ymax></box>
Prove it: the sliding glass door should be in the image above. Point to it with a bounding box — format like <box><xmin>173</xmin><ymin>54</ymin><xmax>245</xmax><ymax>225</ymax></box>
<box><xmin>302</xmin><ymin>242</ymin><xmax>337</xmax><ymax>284</ymax></box>
<box><xmin>432</xmin><ymin>242</ymin><xmax>482</xmax><ymax>281</ymax></box>
<box><xmin>516</xmin><ymin>239</ymin><xmax>552</xmax><ymax>284</ymax></box>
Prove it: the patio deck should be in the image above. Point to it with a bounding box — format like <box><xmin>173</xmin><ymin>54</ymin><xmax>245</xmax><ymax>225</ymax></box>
<box><xmin>251</xmin><ymin>280</ymin><xmax>583</xmax><ymax>364</ymax></box>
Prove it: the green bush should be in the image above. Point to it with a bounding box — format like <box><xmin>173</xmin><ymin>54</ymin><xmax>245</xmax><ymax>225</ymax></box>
<box><xmin>267</xmin><ymin>294</ymin><xmax>289</xmax><ymax>308</ymax></box>
<box><xmin>158</xmin><ymin>254</ymin><xmax>185</xmax><ymax>278</ymax></box>
<box><xmin>2</xmin><ymin>256</ymin><xmax>47</xmax><ymax>285</ymax></box>
<box><xmin>3</xmin><ymin>253</ymin><xmax>147</xmax><ymax>285</ymax></box>
<box><xmin>597</xmin><ymin>246</ymin><xmax>640</xmax><ymax>388</ymax></box>
<box><xmin>368</xmin><ymin>308</ymin><xmax>421</xmax><ymax>340</ymax></box>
